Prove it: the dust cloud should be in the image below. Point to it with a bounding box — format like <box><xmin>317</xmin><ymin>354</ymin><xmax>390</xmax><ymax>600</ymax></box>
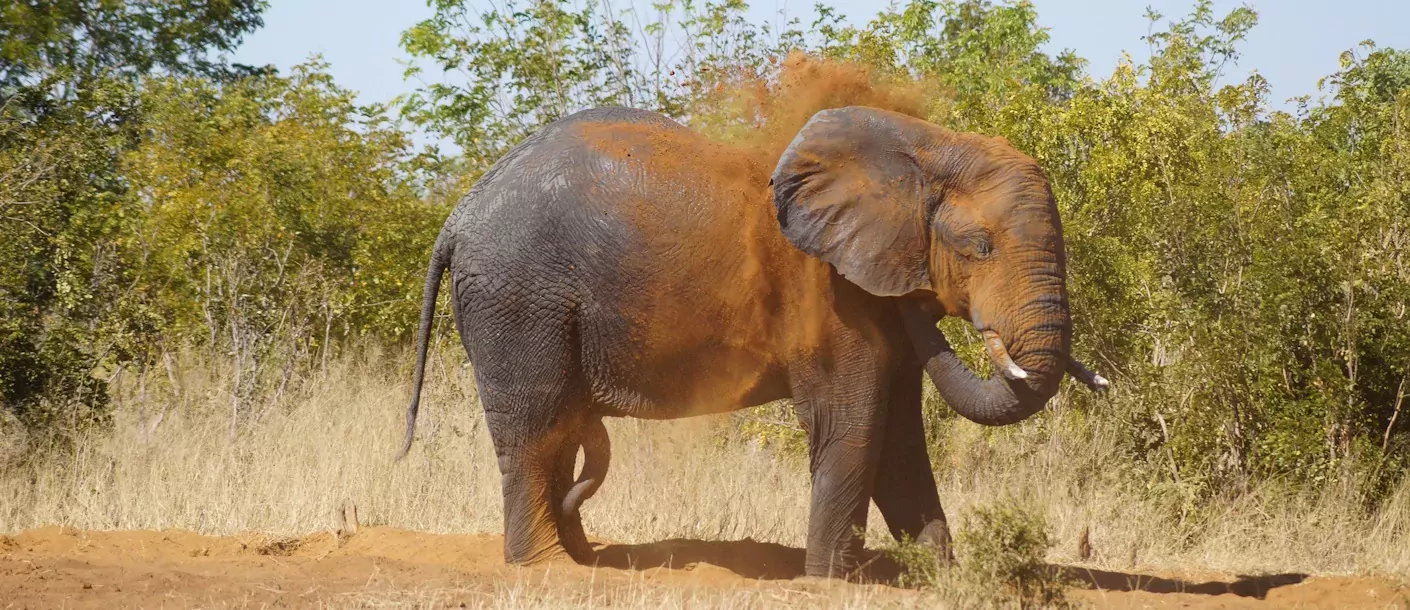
<box><xmin>690</xmin><ymin>51</ymin><xmax>938</xmax><ymax>165</ymax></box>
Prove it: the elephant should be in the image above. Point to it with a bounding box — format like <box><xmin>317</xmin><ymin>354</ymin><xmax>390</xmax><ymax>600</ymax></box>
<box><xmin>398</xmin><ymin>105</ymin><xmax>1108</xmax><ymax>578</ymax></box>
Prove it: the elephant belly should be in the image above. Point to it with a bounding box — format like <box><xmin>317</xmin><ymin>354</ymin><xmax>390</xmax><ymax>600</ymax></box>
<box><xmin>577</xmin><ymin>300</ymin><xmax>793</xmax><ymax>419</ymax></box>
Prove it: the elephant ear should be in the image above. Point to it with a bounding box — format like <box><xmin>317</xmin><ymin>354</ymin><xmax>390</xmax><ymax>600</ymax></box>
<box><xmin>772</xmin><ymin>107</ymin><xmax>931</xmax><ymax>297</ymax></box>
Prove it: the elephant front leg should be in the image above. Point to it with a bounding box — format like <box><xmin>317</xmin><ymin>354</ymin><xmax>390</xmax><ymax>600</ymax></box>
<box><xmin>794</xmin><ymin>396</ymin><xmax>885</xmax><ymax>578</ymax></box>
<box><xmin>872</xmin><ymin>365</ymin><xmax>953</xmax><ymax>562</ymax></box>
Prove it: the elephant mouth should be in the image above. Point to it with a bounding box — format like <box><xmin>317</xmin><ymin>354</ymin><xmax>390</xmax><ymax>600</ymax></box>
<box><xmin>979</xmin><ymin>328</ymin><xmax>1106</xmax><ymax>391</ymax></box>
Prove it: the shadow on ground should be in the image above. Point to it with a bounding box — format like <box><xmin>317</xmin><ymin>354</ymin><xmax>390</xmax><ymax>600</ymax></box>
<box><xmin>593</xmin><ymin>538</ymin><xmax>1309</xmax><ymax>599</ymax></box>
<box><xmin>593</xmin><ymin>538</ymin><xmax>901</xmax><ymax>582</ymax></box>
<box><xmin>1059</xmin><ymin>566</ymin><xmax>1308</xmax><ymax>599</ymax></box>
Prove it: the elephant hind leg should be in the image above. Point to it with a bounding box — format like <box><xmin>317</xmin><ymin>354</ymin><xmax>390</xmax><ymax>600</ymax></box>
<box><xmin>491</xmin><ymin>408</ymin><xmax>601</xmax><ymax>565</ymax></box>
<box><xmin>467</xmin><ymin>282</ymin><xmax>589</xmax><ymax>564</ymax></box>
<box><xmin>493</xmin><ymin>427</ymin><xmax>570</xmax><ymax>565</ymax></box>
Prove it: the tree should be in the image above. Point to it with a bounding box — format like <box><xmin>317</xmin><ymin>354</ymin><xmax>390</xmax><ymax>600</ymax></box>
<box><xmin>0</xmin><ymin>80</ymin><xmax>138</xmax><ymax>433</ymax></box>
<box><xmin>0</xmin><ymin>0</ymin><xmax>267</xmax><ymax>97</ymax></box>
<box><xmin>119</xmin><ymin>63</ymin><xmax>441</xmax><ymax>429</ymax></box>
<box><xmin>0</xmin><ymin>0</ymin><xmax>267</xmax><ymax>440</ymax></box>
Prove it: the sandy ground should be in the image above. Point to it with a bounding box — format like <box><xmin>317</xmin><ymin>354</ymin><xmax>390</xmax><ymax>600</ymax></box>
<box><xmin>1</xmin><ymin>527</ymin><xmax>1406</xmax><ymax>609</ymax></box>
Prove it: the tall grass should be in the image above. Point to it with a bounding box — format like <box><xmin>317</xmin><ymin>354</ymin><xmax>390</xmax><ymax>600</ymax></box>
<box><xmin>2</xmin><ymin>346</ymin><xmax>1407</xmax><ymax>579</ymax></box>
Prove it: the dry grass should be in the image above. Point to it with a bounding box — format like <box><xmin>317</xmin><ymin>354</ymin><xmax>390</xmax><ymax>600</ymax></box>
<box><xmin>0</xmin><ymin>345</ymin><xmax>812</xmax><ymax>545</ymax></box>
<box><xmin>2</xmin><ymin>344</ymin><xmax>1408</xmax><ymax>588</ymax></box>
<box><xmin>330</xmin><ymin>578</ymin><xmax>945</xmax><ymax>609</ymax></box>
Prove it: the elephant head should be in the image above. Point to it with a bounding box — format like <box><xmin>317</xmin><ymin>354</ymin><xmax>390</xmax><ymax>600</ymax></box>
<box><xmin>773</xmin><ymin>106</ymin><xmax>1107</xmax><ymax>426</ymax></box>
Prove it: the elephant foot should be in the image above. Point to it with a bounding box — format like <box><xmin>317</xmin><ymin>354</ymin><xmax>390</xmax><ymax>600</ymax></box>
<box><xmin>505</xmin><ymin>539</ymin><xmax>573</xmax><ymax>566</ymax></box>
<box><xmin>804</xmin><ymin>562</ymin><xmax>860</xmax><ymax>580</ymax></box>
<box><xmin>916</xmin><ymin>519</ymin><xmax>954</xmax><ymax>565</ymax></box>
<box><xmin>804</xmin><ymin>546</ymin><xmax>865</xmax><ymax>580</ymax></box>
<box><xmin>504</xmin><ymin>519</ymin><xmax>592</xmax><ymax>566</ymax></box>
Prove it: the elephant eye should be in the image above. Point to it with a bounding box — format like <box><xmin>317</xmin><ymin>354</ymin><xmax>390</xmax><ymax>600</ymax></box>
<box><xmin>973</xmin><ymin>237</ymin><xmax>993</xmax><ymax>259</ymax></box>
<box><xmin>958</xmin><ymin>233</ymin><xmax>993</xmax><ymax>260</ymax></box>
<box><xmin>936</xmin><ymin>219</ymin><xmax>994</xmax><ymax>261</ymax></box>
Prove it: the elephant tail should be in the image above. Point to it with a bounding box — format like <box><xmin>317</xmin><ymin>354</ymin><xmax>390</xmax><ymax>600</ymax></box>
<box><xmin>561</xmin><ymin>414</ymin><xmax>611</xmax><ymax>518</ymax></box>
<box><xmin>398</xmin><ymin>233</ymin><xmax>451</xmax><ymax>461</ymax></box>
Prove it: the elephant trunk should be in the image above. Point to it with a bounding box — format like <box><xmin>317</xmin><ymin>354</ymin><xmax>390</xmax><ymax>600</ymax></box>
<box><xmin>900</xmin><ymin>303</ymin><xmax>1065</xmax><ymax>426</ymax></box>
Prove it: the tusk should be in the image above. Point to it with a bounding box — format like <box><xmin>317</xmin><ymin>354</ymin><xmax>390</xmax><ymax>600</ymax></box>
<box><xmin>981</xmin><ymin>330</ymin><xmax>1028</xmax><ymax>380</ymax></box>
<box><xmin>1066</xmin><ymin>356</ymin><xmax>1110</xmax><ymax>392</ymax></box>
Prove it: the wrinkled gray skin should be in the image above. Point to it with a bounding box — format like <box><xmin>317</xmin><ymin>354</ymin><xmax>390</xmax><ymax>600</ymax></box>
<box><xmin>400</xmin><ymin>106</ymin><xmax>1104</xmax><ymax>578</ymax></box>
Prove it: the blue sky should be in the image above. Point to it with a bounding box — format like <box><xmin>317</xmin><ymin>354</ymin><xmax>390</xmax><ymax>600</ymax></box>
<box><xmin>231</xmin><ymin>0</ymin><xmax>1409</xmax><ymax>112</ymax></box>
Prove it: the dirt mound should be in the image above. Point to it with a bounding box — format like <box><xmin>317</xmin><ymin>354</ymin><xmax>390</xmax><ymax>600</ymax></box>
<box><xmin>1</xmin><ymin>527</ymin><xmax>1405</xmax><ymax>608</ymax></box>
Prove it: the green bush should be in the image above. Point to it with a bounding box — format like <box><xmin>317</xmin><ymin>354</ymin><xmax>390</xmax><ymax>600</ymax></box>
<box><xmin>881</xmin><ymin>533</ymin><xmax>948</xmax><ymax>590</ymax></box>
<box><xmin>956</xmin><ymin>498</ymin><xmax>1068</xmax><ymax>608</ymax></box>
<box><xmin>0</xmin><ymin>0</ymin><xmax>266</xmax><ymax>443</ymax></box>
<box><xmin>881</xmin><ymin>497</ymin><xmax>1068</xmax><ymax>608</ymax></box>
<box><xmin>0</xmin><ymin>79</ymin><xmax>140</xmax><ymax>442</ymax></box>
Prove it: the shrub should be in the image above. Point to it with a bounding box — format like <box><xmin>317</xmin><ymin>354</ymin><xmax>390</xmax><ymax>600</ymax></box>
<box><xmin>885</xmin><ymin>497</ymin><xmax>1068</xmax><ymax>608</ymax></box>
<box><xmin>956</xmin><ymin>498</ymin><xmax>1069</xmax><ymax>608</ymax></box>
